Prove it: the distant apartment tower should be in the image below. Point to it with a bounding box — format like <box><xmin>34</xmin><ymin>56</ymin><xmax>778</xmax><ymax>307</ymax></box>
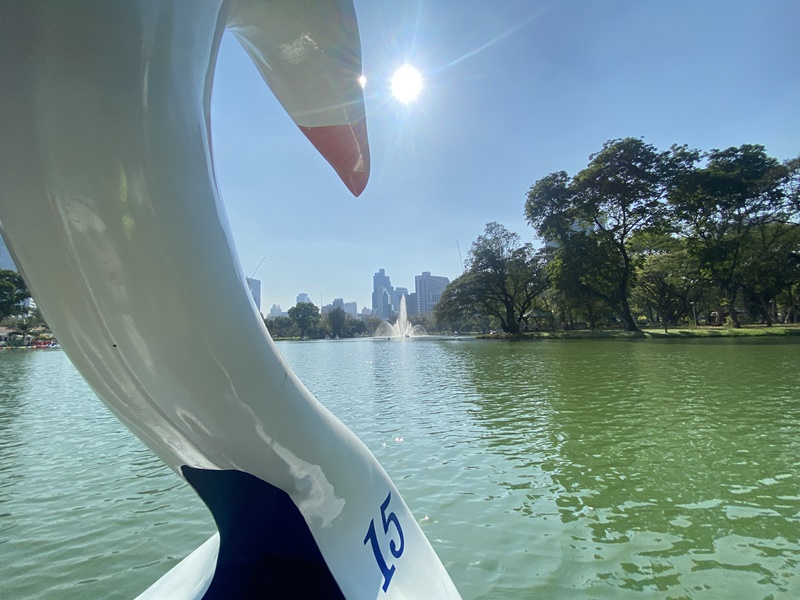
<box><xmin>322</xmin><ymin>297</ymin><xmax>344</xmax><ymax>316</ymax></box>
<box><xmin>245</xmin><ymin>277</ymin><xmax>261</xmax><ymax>311</ymax></box>
<box><xmin>372</xmin><ymin>268</ymin><xmax>394</xmax><ymax>319</ymax></box>
<box><xmin>268</xmin><ymin>304</ymin><xmax>283</xmax><ymax>318</ymax></box>
<box><xmin>296</xmin><ymin>292</ymin><xmax>311</xmax><ymax>305</ymax></box>
<box><xmin>392</xmin><ymin>287</ymin><xmax>409</xmax><ymax>312</ymax></box>
<box><xmin>406</xmin><ymin>293</ymin><xmax>418</xmax><ymax>316</ymax></box>
<box><xmin>326</xmin><ymin>298</ymin><xmax>357</xmax><ymax>317</ymax></box>
<box><xmin>415</xmin><ymin>271</ymin><xmax>450</xmax><ymax>315</ymax></box>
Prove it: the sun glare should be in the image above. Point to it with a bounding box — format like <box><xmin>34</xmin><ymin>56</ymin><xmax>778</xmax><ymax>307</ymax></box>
<box><xmin>391</xmin><ymin>65</ymin><xmax>423</xmax><ymax>104</ymax></box>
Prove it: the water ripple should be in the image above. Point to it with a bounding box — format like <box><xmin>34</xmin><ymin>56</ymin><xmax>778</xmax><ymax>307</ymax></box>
<box><xmin>2</xmin><ymin>339</ymin><xmax>799</xmax><ymax>598</ymax></box>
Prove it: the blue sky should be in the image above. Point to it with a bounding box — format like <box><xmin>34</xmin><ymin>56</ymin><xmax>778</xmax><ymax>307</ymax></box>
<box><xmin>210</xmin><ymin>0</ymin><xmax>800</xmax><ymax>314</ymax></box>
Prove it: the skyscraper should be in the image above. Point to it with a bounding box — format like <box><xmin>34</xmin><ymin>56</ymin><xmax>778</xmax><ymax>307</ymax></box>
<box><xmin>415</xmin><ymin>271</ymin><xmax>450</xmax><ymax>315</ymax></box>
<box><xmin>372</xmin><ymin>268</ymin><xmax>394</xmax><ymax>319</ymax></box>
<box><xmin>296</xmin><ymin>292</ymin><xmax>311</xmax><ymax>305</ymax></box>
<box><xmin>392</xmin><ymin>287</ymin><xmax>409</xmax><ymax>313</ymax></box>
<box><xmin>245</xmin><ymin>277</ymin><xmax>261</xmax><ymax>311</ymax></box>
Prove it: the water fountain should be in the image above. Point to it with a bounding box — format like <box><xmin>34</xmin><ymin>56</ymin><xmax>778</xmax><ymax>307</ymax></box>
<box><xmin>374</xmin><ymin>295</ymin><xmax>427</xmax><ymax>337</ymax></box>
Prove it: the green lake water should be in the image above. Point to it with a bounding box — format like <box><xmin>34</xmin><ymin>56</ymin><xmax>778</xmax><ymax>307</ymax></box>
<box><xmin>1</xmin><ymin>337</ymin><xmax>798</xmax><ymax>598</ymax></box>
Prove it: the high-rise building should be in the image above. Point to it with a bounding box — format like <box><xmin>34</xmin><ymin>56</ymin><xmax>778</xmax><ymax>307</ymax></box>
<box><xmin>392</xmin><ymin>287</ymin><xmax>409</xmax><ymax>312</ymax></box>
<box><xmin>296</xmin><ymin>292</ymin><xmax>311</xmax><ymax>305</ymax></box>
<box><xmin>415</xmin><ymin>271</ymin><xmax>450</xmax><ymax>315</ymax></box>
<box><xmin>372</xmin><ymin>268</ymin><xmax>395</xmax><ymax>319</ymax></box>
<box><xmin>268</xmin><ymin>304</ymin><xmax>283</xmax><ymax>318</ymax></box>
<box><xmin>323</xmin><ymin>298</ymin><xmax>357</xmax><ymax>317</ymax></box>
<box><xmin>245</xmin><ymin>277</ymin><xmax>261</xmax><ymax>311</ymax></box>
<box><xmin>406</xmin><ymin>293</ymin><xmax>418</xmax><ymax>316</ymax></box>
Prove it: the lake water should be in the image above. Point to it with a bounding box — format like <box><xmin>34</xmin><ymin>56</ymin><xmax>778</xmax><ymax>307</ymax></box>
<box><xmin>1</xmin><ymin>338</ymin><xmax>799</xmax><ymax>599</ymax></box>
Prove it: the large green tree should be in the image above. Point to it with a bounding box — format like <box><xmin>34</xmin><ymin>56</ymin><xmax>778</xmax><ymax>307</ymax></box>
<box><xmin>526</xmin><ymin>138</ymin><xmax>696</xmax><ymax>331</ymax></box>
<box><xmin>669</xmin><ymin>144</ymin><xmax>792</xmax><ymax>326</ymax></box>
<box><xmin>0</xmin><ymin>269</ymin><xmax>30</xmax><ymax>322</ymax></box>
<box><xmin>325</xmin><ymin>307</ymin><xmax>347</xmax><ymax>338</ymax></box>
<box><xmin>287</xmin><ymin>302</ymin><xmax>320</xmax><ymax>339</ymax></box>
<box><xmin>545</xmin><ymin>238</ymin><xmax>623</xmax><ymax>329</ymax></box>
<box><xmin>630</xmin><ymin>235</ymin><xmax>703</xmax><ymax>331</ymax></box>
<box><xmin>435</xmin><ymin>222</ymin><xmax>549</xmax><ymax>333</ymax></box>
<box><xmin>737</xmin><ymin>223</ymin><xmax>800</xmax><ymax>325</ymax></box>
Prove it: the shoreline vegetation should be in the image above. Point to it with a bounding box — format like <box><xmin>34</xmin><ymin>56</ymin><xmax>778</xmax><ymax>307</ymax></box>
<box><xmin>265</xmin><ymin>323</ymin><xmax>800</xmax><ymax>342</ymax></box>
<box><xmin>434</xmin><ymin>140</ymin><xmax>800</xmax><ymax>337</ymax></box>
<box><xmin>478</xmin><ymin>323</ymin><xmax>800</xmax><ymax>340</ymax></box>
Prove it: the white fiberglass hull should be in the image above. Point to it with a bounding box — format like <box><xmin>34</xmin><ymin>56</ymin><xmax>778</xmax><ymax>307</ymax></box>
<box><xmin>0</xmin><ymin>2</ymin><xmax>459</xmax><ymax>597</ymax></box>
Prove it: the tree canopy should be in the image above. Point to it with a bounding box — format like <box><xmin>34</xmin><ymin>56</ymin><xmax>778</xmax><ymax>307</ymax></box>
<box><xmin>526</xmin><ymin>138</ymin><xmax>696</xmax><ymax>331</ymax></box>
<box><xmin>265</xmin><ymin>315</ymin><xmax>299</xmax><ymax>339</ymax></box>
<box><xmin>436</xmin><ymin>222</ymin><xmax>549</xmax><ymax>333</ymax></box>
<box><xmin>0</xmin><ymin>269</ymin><xmax>30</xmax><ymax>323</ymax></box>
<box><xmin>669</xmin><ymin>144</ymin><xmax>794</xmax><ymax>326</ymax></box>
<box><xmin>287</xmin><ymin>302</ymin><xmax>320</xmax><ymax>339</ymax></box>
<box><xmin>525</xmin><ymin>140</ymin><xmax>800</xmax><ymax>330</ymax></box>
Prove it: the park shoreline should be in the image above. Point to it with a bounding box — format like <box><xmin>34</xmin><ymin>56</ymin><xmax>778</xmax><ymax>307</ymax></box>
<box><xmin>478</xmin><ymin>324</ymin><xmax>800</xmax><ymax>341</ymax></box>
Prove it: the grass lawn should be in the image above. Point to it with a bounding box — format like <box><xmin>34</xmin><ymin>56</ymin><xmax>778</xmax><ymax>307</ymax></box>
<box><xmin>480</xmin><ymin>323</ymin><xmax>800</xmax><ymax>340</ymax></box>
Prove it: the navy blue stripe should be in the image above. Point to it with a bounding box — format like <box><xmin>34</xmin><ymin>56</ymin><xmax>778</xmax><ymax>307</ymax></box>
<box><xmin>181</xmin><ymin>466</ymin><xmax>345</xmax><ymax>599</ymax></box>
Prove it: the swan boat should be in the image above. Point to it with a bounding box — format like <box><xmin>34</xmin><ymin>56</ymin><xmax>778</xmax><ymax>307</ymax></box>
<box><xmin>0</xmin><ymin>1</ymin><xmax>461</xmax><ymax>598</ymax></box>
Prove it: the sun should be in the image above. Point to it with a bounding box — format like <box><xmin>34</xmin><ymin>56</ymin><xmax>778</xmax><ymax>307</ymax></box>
<box><xmin>391</xmin><ymin>64</ymin><xmax>423</xmax><ymax>104</ymax></box>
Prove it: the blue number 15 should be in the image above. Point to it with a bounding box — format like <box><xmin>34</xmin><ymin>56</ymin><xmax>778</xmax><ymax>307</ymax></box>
<box><xmin>364</xmin><ymin>492</ymin><xmax>406</xmax><ymax>592</ymax></box>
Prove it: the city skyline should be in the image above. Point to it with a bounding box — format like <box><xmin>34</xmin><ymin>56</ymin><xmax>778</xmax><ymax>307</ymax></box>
<box><xmin>265</xmin><ymin>266</ymin><xmax>450</xmax><ymax>317</ymax></box>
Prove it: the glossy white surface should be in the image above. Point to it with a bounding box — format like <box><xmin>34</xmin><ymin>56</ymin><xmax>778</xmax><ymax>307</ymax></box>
<box><xmin>0</xmin><ymin>1</ymin><xmax>458</xmax><ymax>597</ymax></box>
<box><xmin>136</xmin><ymin>535</ymin><xmax>219</xmax><ymax>600</ymax></box>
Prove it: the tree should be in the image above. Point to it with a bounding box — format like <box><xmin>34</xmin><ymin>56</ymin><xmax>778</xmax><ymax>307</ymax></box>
<box><xmin>287</xmin><ymin>302</ymin><xmax>320</xmax><ymax>339</ymax></box>
<box><xmin>784</xmin><ymin>156</ymin><xmax>800</xmax><ymax>215</ymax></box>
<box><xmin>326</xmin><ymin>307</ymin><xmax>347</xmax><ymax>338</ymax></box>
<box><xmin>361</xmin><ymin>315</ymin><xmax>384</xmax><ymax>336</ymax></box>
<box><xmin>265</xmin><ymin>315</ymin><xmax>299</xmax><ymax>339</ymax></box>
<box><xmin>435</xmin><ymin>272</ymin><xmax>485</xmax><ymax>332</ymax></box>
<box><xmin>0</xmin><ymin>269</ymin><xmax>30</xmax><ymax>323</ymax></box>
<box><xmin>630</xmin><ymin>235</ymin><xmax>702</xmax><ymax>331</ymax></box>
<box><xmin>9</xmin><ymin>312</ymin><xmax>41</xmax><ymax>345</ymax></box>
<box><xmin>670</xmin><ymin>144</ymin><xmax>791</xmax><ymax>326</ymax></box>
<box><xmin>435</xmin><ymin>222</ymin><xmax>549</xmax><ymax>333</ymax></box>
<box><xmin>737</xmin><ymin>223</ymin><xmax>800</xmax><ymax>325</ymax></box>
<box><xmin>544</xmin><ymin>241</ymin><xmax>614</xmax><ymax>330</ymax></box>
<box><xmin>526</xmin><ymin>138</ymin><xmax>697</xmax><ymax>331</ymax></box>
<box><xmin>345</xmin><ymin>315</ymin><xmax>366</xmax><ymax>337</ymax></box>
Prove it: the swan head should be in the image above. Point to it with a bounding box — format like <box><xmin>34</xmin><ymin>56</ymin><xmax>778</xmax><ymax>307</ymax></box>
<box><xmin>228</xmin><ymin>0</ymin><xmax>370</xmax><ymax>196</ymax></box>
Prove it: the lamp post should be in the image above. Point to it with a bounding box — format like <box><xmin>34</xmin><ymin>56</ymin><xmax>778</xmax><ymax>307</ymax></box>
<box><xmin>690</xmin><ymin>301</ymin><xmax>697</xmax><ymax>327</ymax></box>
